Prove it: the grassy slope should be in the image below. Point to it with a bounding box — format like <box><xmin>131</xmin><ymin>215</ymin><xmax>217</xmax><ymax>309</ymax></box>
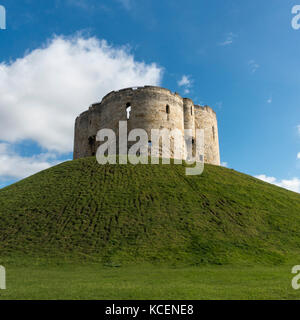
<box><xmin>0</xmin><ymin>157</ymin><xmax>300</xmax><ymax>265</ymax></box>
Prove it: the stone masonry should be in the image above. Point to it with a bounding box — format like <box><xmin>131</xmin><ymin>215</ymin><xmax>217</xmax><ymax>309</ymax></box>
<box><xmin>73</xmin><ymin>86</ymin><xmax>220</xmax><ymax>165</ymax></box>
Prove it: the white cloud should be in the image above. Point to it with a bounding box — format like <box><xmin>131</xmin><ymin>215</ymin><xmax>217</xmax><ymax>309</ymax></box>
<box><xmin>221</xmin><ymin>162</ymin><xmax>228</xmax><ymax>167</ymax></box>
<box><xmin>255</xmin><ymin>174</ymin><xmax>300</xmax><ymax>193</ymax></box>
<box><xmin>248</xmin><ymin>60</ymin><xmax>260</xmax><ymax>73</ymax></box>
<box><xmin>178</xmin><ymin>75</ymin><xmax>193</xmax><ymax>95</ymax></box>
<box><xmin>297</xmin><ymin>125</ymin><xmax>300</xmax><ymax>135</ymax></box>
<box><xmin>255</xmin><ymin>174</ymin><xmax>277</xmax><ymax>184</ymax></box>
<box><xmin>297</xmin><ymin>152</ymin><xmax>300</xmax><ymax>159</ymax></box>
<box><xmin>277</xmin><ymin>178</ymin><xmax>300</xmax><ymax>193</ymax></box>
<box><xmin>219</xmin><ymin>32</ymin><xmax>237</xmax><ymax>46</ymax></box>
<box><xmin>0</xmin><ymin>143</ymin><xmax>61</xmax><ymax>180</ymax></box>
<box><xmin>0</xmin><ymin>35</ymin><xmax>162</xmax><ymax>153</ymax></box>
<box><xmin>178</xmin><ymin>75</ymin><xmax>191</xmax><ymax>87</ymax></box>
<box><xmin>267</xmin><ymin>97</ymin><xmax>272</xmax><ymax>104</ymax></box>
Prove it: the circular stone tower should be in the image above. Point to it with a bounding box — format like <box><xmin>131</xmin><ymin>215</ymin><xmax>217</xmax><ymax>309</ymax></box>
<box><xmin>73</xmin><ymin>86</ymin><xmax>221</xmax><ymax>165</ymax></box>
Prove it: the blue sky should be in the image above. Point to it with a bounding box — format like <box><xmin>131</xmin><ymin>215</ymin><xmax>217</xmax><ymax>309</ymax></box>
<box><xmin>0</xmin><ymin>0</ymin><xmax>300</xmax><ymax>192</ymax></box>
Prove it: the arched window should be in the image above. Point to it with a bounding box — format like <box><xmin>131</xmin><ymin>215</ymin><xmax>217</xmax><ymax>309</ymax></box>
<box><xmin>126</xmin><ymin>102</ymin><xmax>131</xmax><ymax>120</ymax></box>
<box><xmin>191</xmin><ymin>106</ymin><xmax>193</xmax><ymax>115</ymax></box>
<box><xmin>212</xmin><ymin>126</ymin><xmax>215</xmax><ymax>141</ymax></box>
<box><xmin>166</xmin><ymin>105</ymin><xmax>170</xmax><ymax>114</ymax></box>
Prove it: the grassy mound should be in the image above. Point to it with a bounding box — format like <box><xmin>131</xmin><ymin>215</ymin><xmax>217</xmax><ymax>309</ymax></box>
<box><xmin>0</xmin><ymin>157</ymin><xmax>299</xmax><ymax>265</ymax></box>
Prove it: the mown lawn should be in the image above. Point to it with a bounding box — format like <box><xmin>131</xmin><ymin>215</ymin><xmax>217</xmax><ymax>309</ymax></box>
<box><xmin>0</xmin><ymin>263</ymin><xmax>299</xmax><ymax>300</ymax></box>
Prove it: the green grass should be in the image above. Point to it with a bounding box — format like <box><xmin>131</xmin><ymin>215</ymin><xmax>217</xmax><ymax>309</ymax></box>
<box><xmin>0</xmin><ymin>263</ymin><xmax>299</xmax><ymax>300</ymax></box>
<box><xmin>0</xmin><ymin>157</ymin><xmax>300</xmax><ymax>299</ymax></box>
<box><xmin>0</xmin><ymin>157</ymin><xmax>300</xmax><ymax>265</ymax></box>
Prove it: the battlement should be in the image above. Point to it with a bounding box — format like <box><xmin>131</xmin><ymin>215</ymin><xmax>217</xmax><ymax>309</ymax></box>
<box><xmin>194</xmin><ymin>105</ymin><xmax>216</xmax><ymax>115</ymax></box>
<box><xmin>101</xmin><ymin>86</ymin><xmax>185</xmax><ymax>105</ymax></box>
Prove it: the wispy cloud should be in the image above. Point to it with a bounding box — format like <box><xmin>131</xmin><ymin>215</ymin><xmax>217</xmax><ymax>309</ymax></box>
<box><xmin>267</xmin><ymin>96</ymin><xmax>272</xmax><ymax>104</ymax></box>
<box><xmin>248</xmin><ymin>60</ymin><xmax>260</xmax><ymax>73</ymax></box>
<box><xmin>0</xmin><ymin>143</ymin><xmax>61</xmax><ymax>181</ymax></box>
<box><xmin>297</xmin><ymin>152</ymin><xmax>300</xmax><ymax>159</ymax></box>
<box><xmin>221</xmin><ymin>162</ymin><xmax>228</xmax><ymax>167</ymax></box>
<box><xmin>178</xmin><ymin>75</ymin><xmax>192</xmax><ymax>94</ymax></box>
<box><xmin>219</xmin><ymin>32</ymin><xmax>237</xmax><ymax>46</ymax></box>
<box><xmin>178</xmin><ymin>75</ymin><xmax>191</xmax><ymax>87</ymax></box>
<box><xmin>255</xmin><ymin>174</ymin><xmax>300</xmax><ymax>193</ymax></box>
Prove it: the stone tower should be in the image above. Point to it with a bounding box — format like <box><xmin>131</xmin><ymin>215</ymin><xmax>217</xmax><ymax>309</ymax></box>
<box><xmin>73</xmin><ymin>86</ymin><xmax>220</xmax><ymax>165</ymax></box>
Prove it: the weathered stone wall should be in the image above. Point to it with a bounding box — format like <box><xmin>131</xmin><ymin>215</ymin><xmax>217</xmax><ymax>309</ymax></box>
<box><xmin>183</xmin><ymin>98</ymin><xmax>195</xmax><ymax>137</ymax></box>
<box><xmin>73</xmin><ymin>86</ymin><xmax>221</xmax><ymax>165</ymax></box>
<box><xmin>73</xmin><ymin>104</ymin><xmax>102</xmax><ymax>159</ymax></box>
<box><xmin>73</xmin><ymin>111</ymin><xmax>89</xmax><ymax>159</ymax></box>
<box><xmin>194</xmin><ymin>105</ymin><xmax>220</xmax><ymax>165</ymax></box>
